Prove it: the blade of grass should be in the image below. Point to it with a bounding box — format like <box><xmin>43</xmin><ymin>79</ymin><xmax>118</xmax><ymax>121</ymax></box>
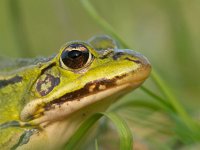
<box><xmin>151</xmin><ymin>70</ymin><xmax>199</xmax><ymax>131</ymax></box>
<box><xmin>95</xmin><ymin>139</ymin><xmax>99</xmax><ymax>150</ymax></box>
<box><xmin>112</xmin><ymin>99</ymin><xmax>171</xmax><ymax>113</ymax></box>
<box><xmin>64</xmin><ymin>112</ymin><xmax>133</xmax><ymax>150</ymax></box>
<box><xmin>80</xmin><ymin>0</ymin><xmax>129</xmax><ymax>48</ymax></box>
<box><xmin>124</xmin><ymin>110</ymin><xmax>173</xmax><ymax>135</ymax></box>
<box><xmin>140</xmin><ymin>86</ymin><xmax>175</xmax><ymax>111</ymax></box>
<box><xmin>64</xmin><ymin>113</ymin><xmax>101</xmax><ymax>150</ymax></box>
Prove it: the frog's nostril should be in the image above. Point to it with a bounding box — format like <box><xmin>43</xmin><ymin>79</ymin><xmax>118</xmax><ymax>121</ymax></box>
<box><xmin>120</xmin><ymin>49</ymin><xmax>150</xmax><ymax>67</ymax></box>
<box><xmin>112</xmin><ymin>52</ymin><xmax>124</xmax><ymax>60</ymax></box>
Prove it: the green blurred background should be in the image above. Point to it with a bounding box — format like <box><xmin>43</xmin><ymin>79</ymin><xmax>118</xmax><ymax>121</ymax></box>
<box><xmin>0</xmin><ymin>0</ymin><xmax>200</xmax><ymax>149</ymax></box>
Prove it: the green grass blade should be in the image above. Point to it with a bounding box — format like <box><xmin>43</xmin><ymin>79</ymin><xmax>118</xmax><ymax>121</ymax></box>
<box><xmin>64</xmin><ymin>113</ymin><xmax>101</xmax><ymax>150</ymax></box>
<box><xmin>95</xmin><ymin>139</ymin><xmax>99</xmax><ymax>150</ymax></box>
<box><xmin>64</xmin><ymin>112</ymin><xmax>133</xmax><ymax>150</ymax></box>
<box><xmin>102</xmin><ymin>112</ymin><xmax>133</xmax><ymax>150</ymax></box>
<box><xmin>151</xmin><ymin>70</ymin><xmax>198</xmax><ymax>131</ymax></box>
<box><xmin>140</xmin><ymin>86</ymin><xmax>175</xmax><ymax>111</ymax></box>
<box><xmin>113</xmin><ymin>99</ymin><xmax>168</xmax><ymax>112</ymax></box>
<box><xmin>80</xmin><ymin>0</ymin><xmax>129</xmax><ymax>48</ymax></box>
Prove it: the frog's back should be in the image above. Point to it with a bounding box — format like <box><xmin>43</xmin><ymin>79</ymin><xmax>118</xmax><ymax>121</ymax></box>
<box><xmin>0</xmin><ymin>54</ymin><xmax>63</xmax><ymax>149</ymax></box>
<box><xmin>0</xmin><ymin>56</ymin><xmax>53</xmax><ymax>74</ymax></box>
<box><xmin>0</xmin><ymin>56</ymin><xmax>51</xmax><ymax>149</ymax></box>
<box><xmin>0</xmin><ymin>57</ymin><xmax>32</xmax><ymax>123</ymax></box>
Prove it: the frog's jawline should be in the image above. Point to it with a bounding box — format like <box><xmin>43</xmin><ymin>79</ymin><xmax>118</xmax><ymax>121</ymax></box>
<box><xmin>44</xmin><ymin>74</ymin><xmax>126</xmax><ymax>111</ymax></box>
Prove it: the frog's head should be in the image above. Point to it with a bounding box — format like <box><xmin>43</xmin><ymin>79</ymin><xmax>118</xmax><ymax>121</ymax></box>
<box><xmin>20</xmin><ymin>35</ymin><xmax>151</xmax><ymax>125</ymax></box>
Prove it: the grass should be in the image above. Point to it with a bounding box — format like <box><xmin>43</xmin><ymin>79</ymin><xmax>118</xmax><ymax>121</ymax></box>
<box><xmin>65</xmin><ymin>112</ymin><xmax>133</xmax><ymax>150</ymax></box>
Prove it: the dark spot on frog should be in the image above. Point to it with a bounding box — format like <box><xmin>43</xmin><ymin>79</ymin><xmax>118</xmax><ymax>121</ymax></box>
<box><xmin>0</xmin><ymin>75</ymin><xmax>23</xmax><ymax>89</ymax></box>
<box><xmin>41</xmin><ymin>62</ymin><xmax>56</xmax><ymax>74</ymax></box>
<box><xmin>11</xmin><ymin>129</ymin><xmax>37</xmax><ymax>150</ymax></box>
<box><xmin>112</xmin><ymin>52</ymin><xmax>124</xmax><ymax>60</ymax></box>
<box><xmin>36</xmin><ymin>74</ymin><xmax>60</xmax><ymax>96</ymax></box>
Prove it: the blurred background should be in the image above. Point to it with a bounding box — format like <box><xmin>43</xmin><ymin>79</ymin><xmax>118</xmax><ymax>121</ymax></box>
<box><xmin>0</xmin><ymin>0</ymin><xmax>199</xmax><ymax>149</ymax></box>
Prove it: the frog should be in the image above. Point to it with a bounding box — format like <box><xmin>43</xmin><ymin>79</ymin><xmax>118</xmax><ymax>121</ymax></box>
<box><xmin>0</xmin><ymin>35</ymin><xmax>151</xmax><ymax>150</ymax></box>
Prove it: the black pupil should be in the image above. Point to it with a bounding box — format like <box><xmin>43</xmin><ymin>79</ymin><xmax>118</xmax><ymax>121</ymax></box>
<box><xmin>68</xmin><ymin>50</ymin><xmax>82</xmax><ymax>59</ymax></box>
<box><xmin>61</xmin><ymin>44</ymin><xmax>90</xmax><ymax>69</ymax></box>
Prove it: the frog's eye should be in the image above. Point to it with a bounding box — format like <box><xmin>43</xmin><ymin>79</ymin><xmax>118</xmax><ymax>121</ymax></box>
<box><xmin>60</xmin><ymin>43</ymin><xmax>93</xmax><ymax>70</ymax></box>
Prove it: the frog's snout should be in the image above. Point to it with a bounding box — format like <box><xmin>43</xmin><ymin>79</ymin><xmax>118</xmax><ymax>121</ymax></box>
<box><xmin>128</xmin><ymin>49</ymin><xmax>151</xmax><ymax>71</ymax></box>
<box><xmin>126</xmin><ymin>49</ymin><xmax>151</xmax><ymax>85</ymax></box>
<box><xmin>114</xmin><ymin>49</ymin><xmax>151</xmax><ymax>87</ymax></box>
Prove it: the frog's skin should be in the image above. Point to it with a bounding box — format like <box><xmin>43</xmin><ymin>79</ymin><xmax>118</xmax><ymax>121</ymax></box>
<box><xmin>0</xmin><ymin>35</ymin><xmax>151</xmax><ymax>150</ymax></box>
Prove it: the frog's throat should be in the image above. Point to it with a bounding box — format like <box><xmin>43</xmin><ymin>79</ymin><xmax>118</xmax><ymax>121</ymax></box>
<box><xmin>20</xmin><ymin>64</ymin><xmax>151</xmax><ymax>124</ymax></box>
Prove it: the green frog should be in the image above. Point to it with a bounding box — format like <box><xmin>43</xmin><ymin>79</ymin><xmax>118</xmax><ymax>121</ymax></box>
<box><xmin>0</xmin><ymin>35</ymin><xmax>151</xmax><ymax>150</ymax></box>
